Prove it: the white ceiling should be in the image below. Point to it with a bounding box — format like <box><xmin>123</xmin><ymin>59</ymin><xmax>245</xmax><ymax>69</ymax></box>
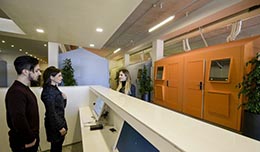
<box><xmin>0</xmin><ymin>0</ymin><xmax>259</xmax><ymax>62</ymax></box>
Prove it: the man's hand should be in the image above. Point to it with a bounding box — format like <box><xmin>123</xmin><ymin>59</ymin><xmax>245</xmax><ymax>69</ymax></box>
<box><xmin>59</xmin><ymin>127</ymin><xmax>67</xmax><ymax>136</ymax></box>
<box><xmin>25</xmin><ymin>138</ymin><xmax>36</xmax><ymax>148</ymax></box>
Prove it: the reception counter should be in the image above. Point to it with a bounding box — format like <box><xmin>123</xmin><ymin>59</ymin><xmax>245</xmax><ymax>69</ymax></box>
<box><xmin>79</xmin><ymin>85</ymin><xmax>260</xmax><ymax>152</ymax></box>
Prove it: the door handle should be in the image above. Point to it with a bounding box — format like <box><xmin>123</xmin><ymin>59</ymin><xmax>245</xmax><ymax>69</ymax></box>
<box><xmin>199</xmin><ymin>82</ymin><xmax>203</xmax><ymax>90</ymax></box>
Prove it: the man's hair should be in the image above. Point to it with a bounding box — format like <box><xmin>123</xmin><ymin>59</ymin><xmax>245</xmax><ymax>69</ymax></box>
<box><xmin>14</xmin><ymin>55</ymin><xmax>39</xmax><ymax>75</ymax></box>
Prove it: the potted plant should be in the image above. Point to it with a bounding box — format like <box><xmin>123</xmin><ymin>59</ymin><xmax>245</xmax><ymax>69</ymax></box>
<box><xmin>237</xmin><ymin>52</ymin><xmax>260</xmax><ymax>141</ymax></box>
<box><xmin>61</xmin><ymin>58</ymin><xmax>77</xmax><ymax>86</ymax></box>
<box><xmin>138</xmin><ymin>65</ymin><xmax>153</xmax><ymax>102</ymax></box>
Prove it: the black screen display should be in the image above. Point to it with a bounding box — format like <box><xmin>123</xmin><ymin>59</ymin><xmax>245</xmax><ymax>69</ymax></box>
<box><xmin>116</xmin><ymin>121</ymin><xmax>159</xmax><ymax>152</ymax></box>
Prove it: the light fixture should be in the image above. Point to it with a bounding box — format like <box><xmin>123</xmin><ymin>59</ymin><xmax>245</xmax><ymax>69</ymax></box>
<box><xmin>11</xmin><ymin>45</ymin><xmax>14</xmax><ymax>47</ymax></box>
<box><xmin>44</xmin><ymin>44</ymin><xmax>47</xmax><ymax>47</ymax></box>
<box><xmin>2</xmin><ymin>40</ymin><xmax>5</xmax><ymax>43</ymax></box>
<box><xmin>148</xmin><ymin>15</ymin><xmax>175</xmax><ymax>32</ymax></box>
<box><xmin>96</xmin><ymin>28</ymin><xmax>103</xmax><ymax>32</ymax></box>
<box><xmin>113</xmin><ymin>48</ymin><xmax>121</xmax><ymax>54</ymax></box>
<box><xmin>19</xmin><ymin>49</ymin><xmax>22</xmax><ymax>51</ymax></box>
<box><xmin>89</xmin><ymin>44</ymin><xmax>95</xmax><ymax>47</ymax></box>
<box><xmin>36</xmin><ymin>28</ymin><xmax>44</xmax><ymax>33</ymax></box>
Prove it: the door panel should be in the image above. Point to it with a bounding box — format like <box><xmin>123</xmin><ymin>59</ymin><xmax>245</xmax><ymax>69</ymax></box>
<box><xmin>165</xmin><ymin>62</ymin><xmax>183</xmax><ymax>111</ymax></box>
<box><xmin>183</xmin><ymin>59</ymin><xmax>205</xmax><ymax>118</ymax></box>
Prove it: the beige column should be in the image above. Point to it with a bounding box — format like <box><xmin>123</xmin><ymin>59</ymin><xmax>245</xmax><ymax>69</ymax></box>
<box><xmin>124</xmin><ymin>53</ymin><xmax>130</xmax><ymax>67</ymax></box>
<box><xmin>48</xmin><ymin>42</ymin><xmax>59</xmax><ymax>67</ymax></box>
<box><xmin>151</xmin><ymin>39</ymin><xmax>164</xmax><ymax>64</ymax></box>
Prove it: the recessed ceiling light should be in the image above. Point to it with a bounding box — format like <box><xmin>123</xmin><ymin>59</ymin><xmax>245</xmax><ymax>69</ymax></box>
<box><xmin>19</xmin><ymin>49</ymin><xmax>22</xmax><ymax>51</ymax></box>
<box><xmin>25</xmin><ymin>52</ymin><xmax>28</xmax><ymax>54</ymax></box>
<box><xmin>113</xmin><ymin>48</ymin><xmax>121</xmax><ymax>54</ymax></box>
<box><xmin>96</xmin><ymin>28</ymin><xmax>103</xmax><ymax>32</ymax></box>
<box><xmin>11</xmin><ymin>45</ymin><xmax>14</xmax><ymax>47</ymax></box>
<box><xmin>44</xmin><ymin>44</ymin><xmax>47</xmax><ymax>47</ymax></box>
<box><xmin>2</xmin><ymin>40</ymin><xmax>5</xmax><ymax>43</ymax></box>
<box><xmin>89</xmin><ymin>44</ymin><xmax>95</xmax><ymax>47</ymax></box>
<box><xmin>36</xmin><ymin>28</ymin><xmax>44</xmax><ymax>33</ymax></box>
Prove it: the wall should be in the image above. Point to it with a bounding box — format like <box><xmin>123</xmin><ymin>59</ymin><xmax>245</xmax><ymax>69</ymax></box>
<box><xmin>154</xmin><ymin>36</ymin><xmax>260</xmax><ymax>131</ymax></box>
<box><xmin>0</xmin><ymin>53</ymin><xmax>23</xmax><ymax>86</ymax></box>
<box><xmin>59</xmin><ymin>48</ymin><xmax>109</xmax><ymax>87</ymax></box>
<box><xmin>0</xmin><ymin>86</ymin><xmax>90</xmax><ymax>152</ymax></box>
<box><xmin>109</xmin><ymin>60</ymin><xmax>152</xmax><ymax>99</ymax></box>
<box><xmin>126</xmin><ymin>61</ymin><xmax>152</xmax><ymax>98</ymax></box>
<box><xmin>0</xmin><ymin>53</ymin><xmax>48</xmax><ymax>87</ymax></box>
<box><xmin>0</xmin><ymin>60</ymin><xmax>7</xmax><ymax>87</ymax></box>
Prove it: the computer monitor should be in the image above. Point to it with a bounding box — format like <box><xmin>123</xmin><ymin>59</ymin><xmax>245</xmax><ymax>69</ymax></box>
<box><xmin>156</xmin><ymin>66</ymin><xmax>164</xmax><ymax>80</ymax></box>
<box><xmin>209</xmin><ymin>58</ymin><xmax>231</xmax><ymax>82</ymax></box>
<box><xmin>113</xmin><ymin>121</ymin><xmax>159</xmax><ymax>152</ymax></box>
<box><xmin>92</xmin><ymin>97</ymin><xmax>106</xmax><ymax>121</ymax></box>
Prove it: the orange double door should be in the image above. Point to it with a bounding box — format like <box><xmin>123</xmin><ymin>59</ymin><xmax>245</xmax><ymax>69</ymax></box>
<box><xmin>159</xmin><ymin>56</ymin><xmax>205</xmax><ymax>119</ymax></box>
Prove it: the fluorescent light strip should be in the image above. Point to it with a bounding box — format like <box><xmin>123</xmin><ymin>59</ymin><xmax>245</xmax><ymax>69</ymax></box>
<box><xmin>148</xmin><ymin>15</ymin><xmax>175</xmax><ymax>32</ymax></box>
<box><xmin>113</xmin><ymin>48</ymin><xmax>121</xmax><ymax>54</ymax></box>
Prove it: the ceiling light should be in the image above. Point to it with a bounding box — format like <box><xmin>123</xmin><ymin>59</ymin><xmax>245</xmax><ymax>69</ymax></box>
<box><xmin>96</xmin><ymin>28</ymin><xmax>103</xmax><ymax>32</ymax></box>
<box><xmin>148</xmin><ymin>15</ymin><xmax>175</xmax><ymax>32</ymax></box>
<box><xmin>2</xmin><ymin>40</ymin><xmax>5</xmax><ymax>43</ymax></box>
<box><xmin>25</xmin><ymin>52</ymin><xmax>28</xmax><ymax>54</ymax></box>
<box><xmin>89</xmin><ymin>44</ymin><xmax>95</xmax><ymax>47</ymax></box>
<box><xmin>36</xmin><ymin>28</ymin><xmax>44</xmax><ymax>33</ymax></box>
<box><xmin>44</xmin><ymin>44</ymin><xmax>47</xmax><ymax>47</ymax></box>
<box><xmin>113</xmin><ymin>48</ymin><xmax>121</xmax><ymax>54</ymax></box>
<box><xmin>19</xmin><ymin>49</ymin><xmax>22</xmax><ymax>51</ymax></box>
<box><xmin>11</xmin><ymin>45</ymin><xmax>14</xmax><ymax>47</ymax></box>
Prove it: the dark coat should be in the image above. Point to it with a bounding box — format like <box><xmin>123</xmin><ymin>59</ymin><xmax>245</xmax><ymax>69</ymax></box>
<box><xmin>41</xmin><ymin>85</ymin><xmax>67</xmax><ymax>142</ymax></box>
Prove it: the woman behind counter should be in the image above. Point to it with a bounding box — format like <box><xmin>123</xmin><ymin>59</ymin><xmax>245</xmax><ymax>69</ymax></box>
<box><xmin>116</xmin><ymin>68</ymin><xmax>136</xmax><ymax>97</ymax></box>
<box><xmin>41</xmin><ymin>66</ymin><xmax>68</xmax><ymax>152</ymax></box>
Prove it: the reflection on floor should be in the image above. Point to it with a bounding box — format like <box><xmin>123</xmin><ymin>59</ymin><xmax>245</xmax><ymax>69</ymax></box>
<box><xmin>42</xmin><ymin>142</ymin><xmax>82</xmax><ymax>152</ymax></box>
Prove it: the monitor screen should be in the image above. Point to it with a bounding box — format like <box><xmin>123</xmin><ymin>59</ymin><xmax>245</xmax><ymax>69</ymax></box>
<box><xmin>209</xmin><ymin>58</ymin><xmax>231</xmax><ymax>82</ymax></box>
<box><xmin>114</xmin><ymin>121</ymin><xmax>159</xmax><ymax>152</ymax></box>
<box><xmin>156</xmin><ymin>66</ymin><xmax>164</xmax><ymax>80</ymax></box>
<box><xmin>92</xmin><ymin>97</ymin><xmax>105</xmax><ymax>121</ymax></box>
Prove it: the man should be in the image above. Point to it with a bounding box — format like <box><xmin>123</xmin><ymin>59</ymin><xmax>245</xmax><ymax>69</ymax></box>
<box><xmin>5</xmin><ymin>55</ymin><xmax>41</xmax><ymax>152</ymax></box>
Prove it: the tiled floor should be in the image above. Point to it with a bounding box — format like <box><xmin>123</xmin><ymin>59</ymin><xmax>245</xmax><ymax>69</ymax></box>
<box><xmin>42</xmin><ymin>142</ymin><xmax>83</xmax><ymax>152</ymax></box>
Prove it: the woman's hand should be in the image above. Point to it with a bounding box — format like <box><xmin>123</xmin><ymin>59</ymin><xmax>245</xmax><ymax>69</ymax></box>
<box><xmin>59</xmin><ymin>127</ymin><xmax>67</xmax><ymax>136</ymax></box>
<box><xmin>62</xmin><ymin>93</ymin><xmax>67</xmax><ymax>100</ymax></box>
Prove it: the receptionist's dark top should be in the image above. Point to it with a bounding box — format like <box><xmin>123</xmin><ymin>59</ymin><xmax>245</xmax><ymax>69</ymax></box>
<box><xmin>119</xmin><ymin>81</ymin><xmax>136</xmax><ymax>97</ymax></box>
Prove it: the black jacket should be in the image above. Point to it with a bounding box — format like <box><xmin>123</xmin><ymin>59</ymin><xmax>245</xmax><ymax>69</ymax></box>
<box><xmin>41</xmin><ymin>85</ymin><xmax>67</xmax><ymax>142</ymax></box>
<box><xmin>119</xmin><ymin>83</ymin><xmax>136</xmax><ymax>97</ymax></box>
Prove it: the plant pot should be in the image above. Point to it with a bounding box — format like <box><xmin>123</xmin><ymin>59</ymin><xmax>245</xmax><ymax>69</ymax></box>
<box><xmin>243</xmin><ymin>110</ymin><xmax>260</xmax><ymax>141</ymax></box>
<box><xmin>141</xmin><ymin>93</ymin><xmax>150</xmax><ymax>102</ymax></box>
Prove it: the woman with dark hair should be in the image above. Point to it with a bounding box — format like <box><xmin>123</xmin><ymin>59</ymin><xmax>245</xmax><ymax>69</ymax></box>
<box><xmin>41</xmin><ymin>66</ymin><xmax>67</xmax><ymax>152</ymax></box>
<box><xmin>116</xmin><ymin>68</ymin><xmax>136</xmax><ymax>97</ymax></box>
